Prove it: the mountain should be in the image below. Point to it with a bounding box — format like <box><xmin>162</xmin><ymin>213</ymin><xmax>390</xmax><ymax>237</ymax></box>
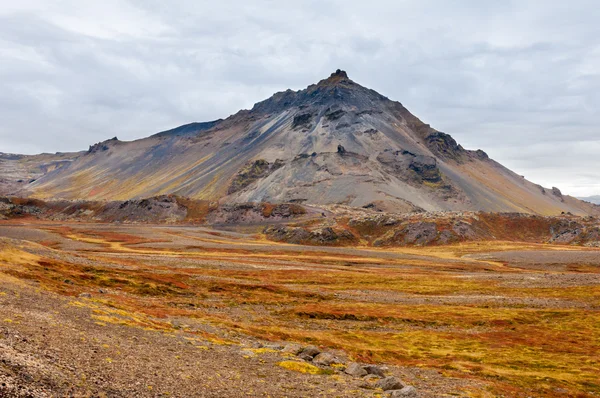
<box><xmin>579</xmin><ymin>195</ymin><xmax>600</xmax><ymax>205</ymax></box>
<box><xmin>0</xmin><ymin>151</ymin><xmax>81</xmax><ymax>195</ymax></box>
<box><xmin>4</xmin><ymin>70</ymin><xmax>598</xmax><ymax>216</ymax></box>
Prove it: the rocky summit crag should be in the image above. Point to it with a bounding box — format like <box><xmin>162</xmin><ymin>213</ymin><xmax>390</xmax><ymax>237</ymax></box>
<box><xmin>2</xmin><ymin>70</ymin><xmax>598</xmax><ymax>216</ymax></box>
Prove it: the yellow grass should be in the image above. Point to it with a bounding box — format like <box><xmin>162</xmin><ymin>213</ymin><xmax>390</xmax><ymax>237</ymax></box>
<box><xmin>278</xmin><ymin>361</ymin><xmax>333</xmax><ymax>375</ymax></box>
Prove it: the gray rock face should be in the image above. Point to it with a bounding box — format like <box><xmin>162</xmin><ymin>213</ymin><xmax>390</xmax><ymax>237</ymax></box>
<box><xmin>409</xmin><ymin>155</ymin><xmax>442</xmax><ymax>183</ymax></box>
<box><xmin>228</xmin><ymin>159</ymin><xmax>284</xmax><ymax>194</ymax></box>
<box><xmin>552</xmin><ymin>187</ymin><xmax>563</xmax><ymax>198</ymax></box>
<box><xmin>390</xmin><ymin>386</ymin><xmax>418</xmax><ymax>397</ymax></box>
<box><xmin>363</xmin><ymin>364</ymin><xmax>386</xmax><ymax>377</ymax></box>
<box><xmin>375</xmin><ymin>376</ymin><xmax>405</xmax><ymax>391</ymax></box>
<box><xmin>344</xmin><ymin>362</ymin><xmax>367</xmax><ymax>377</ymax></box>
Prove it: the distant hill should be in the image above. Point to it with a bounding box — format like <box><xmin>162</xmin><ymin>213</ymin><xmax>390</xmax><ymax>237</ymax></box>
<box><xmin>578</xmin><ymin>195</ymin><xmax>600</xmax><ymax>205</ymax></box>
<box><xmin>2</xmin><ymin>69</ymin><xmax>598</xmax><ymax>216</ymax></box>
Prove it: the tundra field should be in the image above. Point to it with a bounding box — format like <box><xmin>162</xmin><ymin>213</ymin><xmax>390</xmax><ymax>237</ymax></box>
<box><xmin>0</xmin><ymin>221</ymin><xmax>599</xmax><ymax>397</ymax></box>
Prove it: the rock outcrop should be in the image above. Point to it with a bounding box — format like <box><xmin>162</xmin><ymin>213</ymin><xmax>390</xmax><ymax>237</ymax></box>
<box><xmin>265</xmin><ymin>209</ymin><xmax>600</xmax><ymax>248</ymax></box>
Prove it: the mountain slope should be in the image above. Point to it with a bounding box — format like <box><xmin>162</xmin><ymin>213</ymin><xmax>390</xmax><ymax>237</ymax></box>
<box><xmin>0</xmin><ymin>151</ymin><xmax>81</xmax><ymax>195</ymax></box>
<box><xmin>18</xmin><ymin>70</ymin><xmax>599</xmax><ymax>216</ymax></box>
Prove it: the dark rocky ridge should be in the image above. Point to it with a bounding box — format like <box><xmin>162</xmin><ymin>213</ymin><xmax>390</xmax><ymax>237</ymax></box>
<box><xmin>0</xmin><ymin>196</ymin><xmax>307</xmax><ymax>224</ymax></box>
<box><xmin>151</xmin><ymin>120</ymin><xmax>223</xmax><ymax>138</ymax></box>
<box><xmin>265</xmin><ymin>210</ymin><xmax>600</xmax><ymax>248</ymax></box>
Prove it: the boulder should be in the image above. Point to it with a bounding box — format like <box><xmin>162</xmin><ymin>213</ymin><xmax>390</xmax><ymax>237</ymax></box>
<box><xmin>344</xmin><ymin>362</ymin><xmax>367</xmax><ymax>377</ymax></box>
<box><xmin>282</xmin><ymin>343</ymin><xmax>303</xmax><ymax>355</ymax></box>
<box><xmin>375</xmin><ymin>376</ymin><xmax>405</xmax><ymax>391</ymax></box>
<box><xmin>312</xmin><ymin>352</ymin><xmax>338</xmax><ymax>366</ymax></box>
<box><xmin>358</xmin><ymin>375</ymin><xmax>379</xmax><ymax>389</ymax></box>
<box><xmin>363</xmin><ymin>364</ymin><xmax>385</xmax><ymax>377</ymax></box>
<box><xmin>299</xmin><ymin>345</ymin><xmax>321</xmax><ymax>358</ymax></box>
<box><xmin>298</xmin><ymin>353</ymin><xmax>314</xmax><ymax>361</ymax></box>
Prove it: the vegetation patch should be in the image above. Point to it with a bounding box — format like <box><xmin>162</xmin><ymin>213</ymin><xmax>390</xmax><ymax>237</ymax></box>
<box><xmin>277</xmin><ymin>361</ymin><xmax>333</xmax><ymax>375</ymax></box>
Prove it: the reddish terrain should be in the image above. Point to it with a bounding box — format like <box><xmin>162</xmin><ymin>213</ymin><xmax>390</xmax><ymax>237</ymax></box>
<box><xmin>1</xmin><ymin>220</ymin><xmax>599</xmax><ymax>397</ymax></box>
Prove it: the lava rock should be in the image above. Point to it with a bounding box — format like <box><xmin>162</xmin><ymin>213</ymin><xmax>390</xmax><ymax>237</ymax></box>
<box><xmin>358</xmin><ymin>374</ymin><xmax>380</xmax><ymax>389</ymax></box>
<box><xmin>363</xmin><ymin>364</ymin><xmax>385</xmax><ymax>377</ymax></box>
<box><xmin>375</xmin><ymin>376</ymin><xmax>405</xmax><ymax>391</ymax></box>
<box><xmin>292</xmin><ymin>113</ymin><xmax>313</xmax><ymax>129</ymax></box>
<box><xmin>312</xmin><ymin>352</ymin><xmax>338</xmax><ymax>366</ymax></box>
<box><xmin>344</xmin><ymin>362</ymin><xmax>367</xmax><ymax>377</ymax></box>
<box><xmin>299</xmin><ymin>345</ymin><xmax>320</xmax><ymax>358</ymax></box>
<box><xmin>282</xmin><ymin>343</ymin><xmax>303</xmax><ymax>355</ymax></box>
<box><xmin>298</xmin><ymin>353</ymin><xmax>314</xmax><ymax>361</ymax></box>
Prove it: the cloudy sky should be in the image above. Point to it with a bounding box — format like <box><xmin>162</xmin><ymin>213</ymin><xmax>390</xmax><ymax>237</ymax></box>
<box><xmin>1</xmin><ymin>1</ymin><xmax>599</xmax><ymax>196</ymax></box>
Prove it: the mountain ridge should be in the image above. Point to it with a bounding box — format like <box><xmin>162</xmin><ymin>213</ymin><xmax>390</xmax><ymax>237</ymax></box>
<box><xmin>2</xmin><ymin>70</ymin><xmax>598</xmax><ymax>216</ymax></box>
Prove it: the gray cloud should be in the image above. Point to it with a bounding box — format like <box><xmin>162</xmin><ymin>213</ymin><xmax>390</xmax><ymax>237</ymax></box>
<box><xmin>0</xmin><ymin>0</ymin><xmax>599</xmax><ymax>196</ymax></box>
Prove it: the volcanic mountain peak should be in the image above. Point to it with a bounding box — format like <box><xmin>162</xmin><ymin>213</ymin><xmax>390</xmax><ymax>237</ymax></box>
<box><xmin>6</xmin><ymin>70</ymin><xmax>598</xmax><ymax>217</ymax></box>
<box><xmin>250</xmin><ymin>69</ymin><xmax>384</xmax><ymax>115</ymax></box>
<box><xmin>316</xmin><ymin>69</ymin><xmax>351</xmax><ymax>86</ymax></box>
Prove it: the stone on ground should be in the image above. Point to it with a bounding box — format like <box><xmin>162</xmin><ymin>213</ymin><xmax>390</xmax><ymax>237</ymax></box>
<box><xmin>376</xmin><ymin>376</ymin><xmax>405</xmax><ymax>391</ymax></box>
<box><xmin>363</xmin><ymin>364</ymin><xmax>385</xmax><ymax>377</ymax></box>
<box><xmin>344</xmin><ymin>362</ymin><xmax>367</xmax><ymax>377</ymax></box>
<box><xmin>282</xmin><ymin>343</ymin><xmax>303</xmax><ymax>355</ymax></box>
<box><xmin>312</xmin><ymin>352</ymin><xmax>338</xmax><ymax>366</ymax></box>
<box><xmin>298</xmin><ymin>353</ymin><xmax>314</xmax><ymax>361</ymax></box>
<box><xmin>299</xmin><ymin>345</ymin><xmax>320</xmax><ymax>358</ymax></box>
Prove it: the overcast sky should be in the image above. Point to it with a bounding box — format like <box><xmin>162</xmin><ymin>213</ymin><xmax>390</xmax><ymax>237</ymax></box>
<box><xmin>1</xmin><ymin>1</ymin><xmax>599</xmax><ymax>196</ymax></box>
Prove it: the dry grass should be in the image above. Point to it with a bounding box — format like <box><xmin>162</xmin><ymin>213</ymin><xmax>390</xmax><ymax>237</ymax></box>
<box><xmin>278</xmin><ymin>360</ymin><xmax>334</xmax><ymax>375</ymax></box>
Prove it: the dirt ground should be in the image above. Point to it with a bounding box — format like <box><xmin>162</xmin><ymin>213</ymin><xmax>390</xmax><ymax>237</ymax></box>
<box><xmin>0</xmin><ymin>221</ymin><xmax>598</xmax><ymax>397</ymax></box>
